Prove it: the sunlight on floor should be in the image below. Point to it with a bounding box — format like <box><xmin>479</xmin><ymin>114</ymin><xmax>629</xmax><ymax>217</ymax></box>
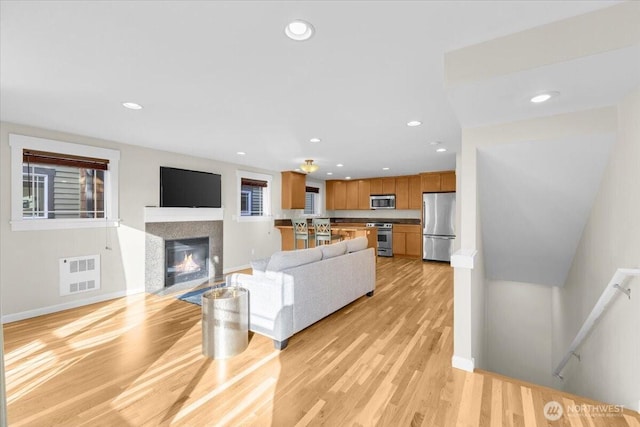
<box><xmin>173</xmin><ymin>351</ymin><xmax>281</xmax><ymax>424</ymax></box>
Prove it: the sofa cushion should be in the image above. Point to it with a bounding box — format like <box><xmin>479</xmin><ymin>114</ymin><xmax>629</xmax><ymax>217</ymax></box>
<box><xmin>266</xmin><ymin>247</ymin><xmax>322</xmax><ymax>272</ymax></box>
<box><xmin>346</xmin><ymin>236</ymin><xmax>368</xmax><ymax>253</ymax></box>
<box><xmin>320</xmin><ymin>241</ymin><xmax>347</xmax><ymax>259</ymax></box>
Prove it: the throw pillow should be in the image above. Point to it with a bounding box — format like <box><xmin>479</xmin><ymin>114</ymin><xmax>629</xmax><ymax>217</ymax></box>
<box><xmin>266</xmin><ymin>247</ymin><xmax>322</xmax><ymax>272</ymax></box>
<box><xmin>346</xmin><ymin>236</ymin><xmax>368</xmax><ymax>253</ymax></box>
<box><xmin>320</xmin><ymin>241</ymin><xmax>347</xmax><ymax>259</ymax></box>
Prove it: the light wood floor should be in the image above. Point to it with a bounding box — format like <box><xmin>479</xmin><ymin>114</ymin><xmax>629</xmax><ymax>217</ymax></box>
<box><xmin>4</xmin><ymin>258</ymin><xmax>640</xmax><ymax>426</ymax></box>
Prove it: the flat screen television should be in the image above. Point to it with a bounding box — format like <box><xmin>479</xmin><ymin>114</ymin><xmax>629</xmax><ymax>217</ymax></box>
<box><xmin>160</xmin><ymin>167</ymin><xmax>222</xmax><ymax>208</ymax></box>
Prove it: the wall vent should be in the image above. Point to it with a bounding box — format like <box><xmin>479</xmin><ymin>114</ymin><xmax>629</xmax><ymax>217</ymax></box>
<box><xmin>59</xmin><ymin>255</ymin><xmax>101</xmax><ymax>296</ymax></box>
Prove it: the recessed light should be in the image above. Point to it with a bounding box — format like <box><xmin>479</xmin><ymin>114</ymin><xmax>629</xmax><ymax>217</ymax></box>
<box><xmin>429</xmin><ymin>141</ymin><xmax>441</xmax><ymax>146</ymax></box>
<box><xmin>336</xmin><ymin>164</ymin><xmax>343</xmax><ymax>167</ymax></box>
<box><xmin>530</xmin><ymin>91</ymin><xmax>559</xmax><ymax>103</ymax></box>
<box><xmin>285</xmin><ymin>20</ymin><xmax>315</xmax><ymax>41</ymax></box>
<box><xmin>407</xmin><ymin>120</ymin><xmax>422</xmax><ymax>127</ymax></box>
<box><xmin>326</xmin><ymin>172</ymin><xmax>333</xmax><ymax>176</ymax></box>
<box><xmin>295</xmin><ymin>168</ymin><xmax>301</xmax><ymax>172</ymax></box>
<box><xmin>122</xmin><ymin>102</ymin><xmax>143</xmax><ymax>110</ymax></box>
<box><xmin>382</xmin><ymin>167</ymin><xmax>390</xmax><ymax>170</ymax></box>
<box><xmin>309</xmin><ymin>138</ymin><xmax>321</xmax><ymax>143</ymax></box>
<box><xmin>436</xmin><ymin>148</ymin><xmax>447</xmax><ymax>153</ymax></box>
<box><xmin>345</xmin><ymin>176</ymin><xmax>351</xmax><ymax>180</ymax></box>
<box><xmin>236</xmin><ymin>151</ymin><xmax>246</xmax><ymax>156</ymax></box>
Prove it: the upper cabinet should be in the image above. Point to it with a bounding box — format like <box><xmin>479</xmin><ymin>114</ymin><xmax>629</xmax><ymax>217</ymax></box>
<box><xmin>409</xmin><ymin>175</ymin><xmax>422</xmax><ymax>209</ymax></box>
<box><xmin>281</xmin><ymin>171</ymin><xmax>306</xmax><ymax>209</ymax></box>
<box><xmin>395</xmin><ymin>176</ymin><xmax>409</xmax><ymax>209</ymax></box>
<box><xmin>420</xmin><ymin>170</ymin><xmax>456</xmax><ymax>193</ymax></box>
<box><xmin>357</xmin><ymin>179</ymin><xmax>371</xmax><ymax>210</ymax></box>
<box><xmin>326</xmin><ymin>170</ymin><xmax>455</xmax><ymax>210</ymax></box>
<box><xmin>369</xmin><ymin>178</ymin><xmax>382</xmax><ymax>195</ymax></box>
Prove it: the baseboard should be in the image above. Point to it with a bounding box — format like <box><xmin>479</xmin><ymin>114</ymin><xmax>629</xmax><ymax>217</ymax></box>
<box><xmin>451</xmin><ymin>355</ymin><xmax>475</xmax><ymax>372</ymax></box>
<box><xmin>223</xmin><ymin>264</ymin><xmax>251</xmax><ymax>274</ymax></box>
<box><xmin>1</xmin><ymin>288</ymin><xmax>144</xmax><ymax>324</ymax></box>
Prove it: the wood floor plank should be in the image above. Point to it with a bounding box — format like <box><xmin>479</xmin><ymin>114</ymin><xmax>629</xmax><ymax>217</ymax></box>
<box><xmin>3</xmin><ymin>257</ymin><xmax>640</xmax><ymax>426</ymax></box>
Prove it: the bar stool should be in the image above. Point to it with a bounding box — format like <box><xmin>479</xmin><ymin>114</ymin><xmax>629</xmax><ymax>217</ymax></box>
<box><xmin>312</xmin><ymin>218</ymin><xmax>342</xmax><ymax>246</ymax></box>
<box><xmin>292</xmin><ymin>218</ymin><xmax>310</xmax><ymax>249</ymax></box>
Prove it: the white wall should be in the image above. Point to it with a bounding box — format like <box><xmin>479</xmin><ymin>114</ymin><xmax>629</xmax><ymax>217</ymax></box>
<box><xmin>485</xmin><ymin>280</ymin><xmax>554</xmax><ymax>388</ymax></box>
<box><xmin>455</xmin><ymin>107</ymin><xmax>617</xmax><ymax>375</ymax></box>
<box><xmin>552</xmin><ymin>88</ymin><xmax>640</xmax><ymax>411</ymax></box>
<box><xmin>0</xmin><ymin>122</ymin><xmax>282</xmax><ymax>321</ymax></box>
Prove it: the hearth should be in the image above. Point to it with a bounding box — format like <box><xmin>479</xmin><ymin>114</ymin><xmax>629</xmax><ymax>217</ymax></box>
<box><xmin>165</xmin><ymin>237</ymin><xmax>209</xmax><ymax>287</ymax></box>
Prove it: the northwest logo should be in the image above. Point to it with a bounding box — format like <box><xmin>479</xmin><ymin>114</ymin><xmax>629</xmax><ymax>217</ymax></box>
<box><xmin>543</xmin><ymin>401</ymin><xmax>564</xmax><ymax>421</ymax></box>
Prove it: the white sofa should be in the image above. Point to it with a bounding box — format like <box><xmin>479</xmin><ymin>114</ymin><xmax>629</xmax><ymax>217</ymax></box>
<box><xmin>225</xmin><ymin>237</ymin><xmax>376</xmax><ymax>349</ymax></box>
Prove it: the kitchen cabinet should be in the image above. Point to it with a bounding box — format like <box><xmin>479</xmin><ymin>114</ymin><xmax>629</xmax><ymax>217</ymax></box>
<box><xmin>441</xmin><ymin>172</ymin><xmax>456</xmax><ymax>192</ymax></box>
<box><xmin>358</xmin><ymin>179</ymin><xmax>371</xmax><ymax>210</ymax></box>
<box><xmin>333</xmin><ymin>181</ymin><xmax>347</xmax><ymax>210</ymax></box>
<box><xmin>395</xmin><ymin>176</ymin><xmax>409</xmax><ymax>209</ymax></box>
<box><xmin>409</xmin><ymin>175</ymin><xmax>421</xmax><ymax>209</ymax></box>
<box><xmin>382</xmin><ymin>177</ymin><xmax>396</xmax><ymax>194</ymax></box>
<box><xmin>346</xmin><ymin>180</ymin><xmax>359</xmax><ymax>210</ymax></box>
<box><xmin>421</xmin><ymin>170</ymin><xmax>456</xmax><ymax>193</ymax></box>
<box><xmin>281</xmin><ymin>171</ymin><xmax>306</xmax><ymax>209</ymax></box>
<box><xmin>392</xmin><ymin>224</ymin><xmax>422</xmax><ymax>258</ymax></box>
<box><xmin>327</xmin><ymin>179</ymin><xmax>370</xmax><ymax>210</ymax></box>
<box><xmin>369</xmin><ymin>178</ymin><xmax>382</xmax><ymax>195</ymax></box>
<box><xmin>392</xmin><ymin>232</ymin><xmax>406</xmax><ymax>256</ymax></box>
<box><xmin>325</xmin><ymin>180</ymin><xmax>334</xmax><ymax>210</ymax></box>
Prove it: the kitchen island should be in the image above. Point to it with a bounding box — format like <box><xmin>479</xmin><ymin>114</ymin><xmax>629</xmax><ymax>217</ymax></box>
<box><xmin>275</xmin><ymin>224</ymin><xmax>377</xmax><ymax>251</ymax></box>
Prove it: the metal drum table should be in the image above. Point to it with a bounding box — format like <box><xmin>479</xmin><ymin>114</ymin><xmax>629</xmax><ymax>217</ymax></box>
<box><xmin>202</xmin><ymin>286</ymin><xmax>249</xmax><ymax>359</ymax></box>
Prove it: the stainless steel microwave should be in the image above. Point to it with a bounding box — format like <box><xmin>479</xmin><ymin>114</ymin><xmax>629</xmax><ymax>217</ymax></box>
<box><xmin>370</xmin><ymin>194</ymin><xmax>396</xmax><ymax>209</ymax></box>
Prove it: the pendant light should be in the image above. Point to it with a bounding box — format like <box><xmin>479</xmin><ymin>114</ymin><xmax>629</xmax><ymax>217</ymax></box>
<box><xmin>300</xmin><ymin>159</ymin><xmax>319</xmax><ymax>173</ymax></box>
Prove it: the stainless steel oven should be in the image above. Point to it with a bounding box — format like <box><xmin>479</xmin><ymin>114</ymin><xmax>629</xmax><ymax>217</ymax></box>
<box><xmin>366</xmin><ymin>222</ymin><xmax>393</xmax><ymax>257</ymax></box>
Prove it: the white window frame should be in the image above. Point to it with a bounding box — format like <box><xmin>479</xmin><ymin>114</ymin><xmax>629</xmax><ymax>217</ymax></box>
<box><xmin>236</xmin><ymin>170</ymin><xmax>272</xmax><ymax>222</ymax></box>
<box><xmin>22</xmin><ymin>170</ymin><xmax>49</xmax><ymax>218</ymax></box>
<box><xmin>9</xmin><ymin>134</ymin><xmax>120</xmax><ymax>231</ymax></box>
<box><xmin>302</xmin><ymin>180</ymin><xmax>323</xmax><ymax>217</ymax></box>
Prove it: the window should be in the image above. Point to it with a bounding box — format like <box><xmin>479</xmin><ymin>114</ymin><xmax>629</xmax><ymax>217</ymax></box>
<box><xmin>10</xmin><ymin>134</ymin><xmax>120</xmax><ymax>231</ymax></box>
<box><xmin>236</xmin><ymin>171</ymin><xmax>272</xmax><ymax>221</ymax></box>
<box><xmin>304</xmin><ymin>186</ymin><xmax>320</xmax><ymax>215</ymax></box>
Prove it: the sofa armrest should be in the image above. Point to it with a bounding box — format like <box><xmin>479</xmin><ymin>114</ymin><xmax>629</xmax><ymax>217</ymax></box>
<box><xmin>226</xmin><ymin>272</ymin><xmax>294</xmax><ymax>342</ymax></box>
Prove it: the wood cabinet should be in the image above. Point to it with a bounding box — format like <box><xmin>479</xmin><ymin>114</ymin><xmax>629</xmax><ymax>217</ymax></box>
<box><xmin>325</xmin><ymin>180</ymin><xmax>334</xmax><ymax>210</ymax></box>
<box><xmin>346</xmin><ymin>180</ymin><xmax>359</xmax><ymax>210</ymax></box>
<box><xmin>421</xmin><ymin>170</ymin><xmax>456</xmax><ymax>193</ymax></box>
<box><xmin>409</xmin><ymin>175</ymin><xmax>422</xmax><ymax>209</ymax></box>
<box><xmin>281</xmin><ymin>171</ymin><xmax>306</xmax><ymax>209</ymax></box>
<box><xmin>382</xmin><ymin>177</ymin><xmax>395</xmax><ymax>194</ymax></box>
<box><xmin>327</xmin><ymin>171</ymin><xmax>453</xmax><ymax>210</ymax></box>
<box><xmin>392</xmin><ymin>224</ymin><xmax>422</xmax><ymax>258</ymax></box>
<box><xmin>333</xmin><ymin>181</ymin><xmax>347</xmax><ymax>210</ymax></box>
<box><xmin>358</xmin><ymin>179</ymin><xmax>371</xmax><ymax>210</ymax></box>
<box><xmin>369</xmin><ymin>178</ymin><xmax>382</xmax><ymax>195</ymax></box>
<box><xmin>395</xmin><ymin>176</ymin><xmax>409</xmax><ymax>209</ymax></box>
<box><xmin>441</xmin><ymin>172</ymin><xmax>456</xmax><ymax>192</ymax></box>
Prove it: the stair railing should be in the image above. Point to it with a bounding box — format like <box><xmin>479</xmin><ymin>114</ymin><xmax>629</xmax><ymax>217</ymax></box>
<box><xmin>553</xmin><ymin>267</ymin><xmax>640</xmax><ymax>380</ymax></box>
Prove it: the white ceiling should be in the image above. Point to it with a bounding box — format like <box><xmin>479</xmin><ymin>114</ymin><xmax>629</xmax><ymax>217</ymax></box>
<box><xmin>0</xmin><ymin>0</ymin><xmax>619</xmax><ymax>179</ymax></box>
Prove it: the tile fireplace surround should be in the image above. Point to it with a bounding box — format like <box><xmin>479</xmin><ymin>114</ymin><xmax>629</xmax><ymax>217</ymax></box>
<box><xmin>144</xmin><ymin>208</ymin><xmax>223</xmax><ymax>293</ymax></box>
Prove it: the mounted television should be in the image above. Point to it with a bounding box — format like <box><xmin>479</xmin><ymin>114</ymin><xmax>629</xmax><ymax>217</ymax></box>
<box><xmin>160</xmin><ymin>167</ymin><xmax>222</xmax><ymax>208</ymax></box>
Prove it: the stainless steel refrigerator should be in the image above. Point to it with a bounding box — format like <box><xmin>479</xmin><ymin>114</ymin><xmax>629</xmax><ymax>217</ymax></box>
<box><xmin>423</xmin><ymin>193</ymin><xmax>456</xmax><ymax>262</ymax></box>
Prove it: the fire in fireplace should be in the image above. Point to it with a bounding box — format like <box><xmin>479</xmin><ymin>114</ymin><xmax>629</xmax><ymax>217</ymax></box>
<box><xmin>165</xmin><ymin>237</ymin><xmax>209</xmax><ymax>287</ymax></box>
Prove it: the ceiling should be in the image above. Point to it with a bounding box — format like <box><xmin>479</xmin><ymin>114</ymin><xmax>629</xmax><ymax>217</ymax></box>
<box><xmin>0</xmin><ymin>0</ymin><xmax>620</xmax><ymax>180</ymax></box>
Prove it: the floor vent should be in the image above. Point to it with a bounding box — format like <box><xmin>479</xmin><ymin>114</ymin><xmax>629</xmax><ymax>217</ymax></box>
<box><xmin>59</xmin><ymin>255</ymin><xmax>101</xmax><ymax>296</ymax></box>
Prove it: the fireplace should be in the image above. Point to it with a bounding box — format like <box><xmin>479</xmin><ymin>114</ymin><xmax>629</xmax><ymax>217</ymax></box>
<box><xmin>165</xmin><ymin>237</ymin><xmax>209</xmax><ymax>287</ymax></box>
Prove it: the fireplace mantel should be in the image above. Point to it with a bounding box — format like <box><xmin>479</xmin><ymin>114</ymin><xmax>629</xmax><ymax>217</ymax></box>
<box><xmin>144</xmin><ymin>207</ymin><xmax>224</xmax><ymax>223</ymax></box>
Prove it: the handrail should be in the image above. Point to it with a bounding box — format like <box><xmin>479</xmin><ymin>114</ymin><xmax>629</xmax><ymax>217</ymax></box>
<box><xmin>553</xmin><ymin>267</ymin><xmax>640</xmax><ymax>380</ymax></box>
